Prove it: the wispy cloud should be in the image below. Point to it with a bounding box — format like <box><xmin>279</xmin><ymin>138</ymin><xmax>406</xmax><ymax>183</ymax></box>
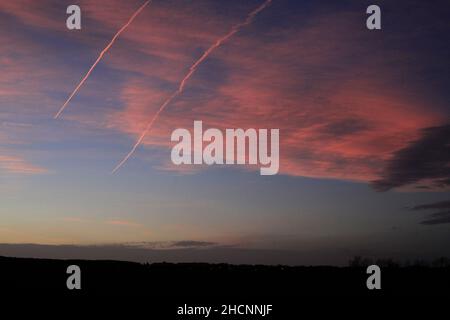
<box><xmin>411</xmin><ymin>201</ymin><xmax>450</xmax><ymax>211</ymax></box>
<box><xmin>0</xmin><ymin>155</ymin><xmax>47</xmax><ymax>175</ymax></box>
<box><xmin>104</xmin><ymin>4</ymin><xmax>445</xmax><ymax>183</ymax></box>
<box><xmin>59</xmin><ymin>217</ymin><xmax>88</xmax><ymax>223</ymax></box>
<box><xmin>124</xmin><ymin>240</ymin><xmax>218</xmax><ymax>249</ymax></box>
<box><xmin>105</xmin><ymin>219</ymin><xmax>143</xmax><ymax>227</ymax></box>
<box><xmin>408</xmin><ymin>200</ymin><xmax>450</xmax><ymax>225</ymax></box>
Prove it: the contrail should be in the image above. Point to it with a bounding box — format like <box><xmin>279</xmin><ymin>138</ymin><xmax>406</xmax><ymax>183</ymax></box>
<box><xmin>112</xmin><ymin>0</ymin><xmax>272</xmax><ymax>173</ymax></box>
<box><xmin>54</xmin><ymin>0</ymin><xmax>151</xmax><ymax>119</ymax></box>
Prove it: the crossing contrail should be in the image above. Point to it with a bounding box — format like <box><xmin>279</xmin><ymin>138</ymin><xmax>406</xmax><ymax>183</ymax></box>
<box><xmin>112</xmin><ymin>0</ymin><xmax>272</xmax><ymax>173</ymax></box>
<box><xmin>54</xmin><ymin>0</ymin><xmax>151</xmax><ymax>119</ymax></box>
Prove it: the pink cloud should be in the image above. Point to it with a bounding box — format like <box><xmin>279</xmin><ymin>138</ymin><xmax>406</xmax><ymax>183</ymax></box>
<box><xmin>1</xmin><ymin>1</ymin><xmax>445</xmax><ymax>187</ymax></box>
<box><xmin>105</xmin><ymin>219</ymin><xmax>143</xmax><ymax>227</ymax></box>
<box><xmin>100</xmin><ymin>7</ymin><xmax>445</xmax><ymax>184</ymax></box>
<box><xmin>0</xmin><ymin>0</ymin><xmax>62</xmax><ymax>30</ymax></box>
<box><xmin>0</xmin><ymin>154</ymin><xmax>47</xmax><ymax>174</ymax></box>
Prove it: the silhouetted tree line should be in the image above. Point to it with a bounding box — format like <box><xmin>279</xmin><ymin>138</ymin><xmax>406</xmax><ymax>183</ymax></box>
<box><xmin>349</xmin><ymin>256</ymin><xmax>450</xmax><ymax>268</ymax></box>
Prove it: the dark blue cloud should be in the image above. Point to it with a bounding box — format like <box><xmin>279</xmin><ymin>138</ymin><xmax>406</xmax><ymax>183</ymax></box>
<box><xmin>373</xmin><ymin>123</ymin><xmax>450</xmax><ymax>191</ymax></box>
<box><xmin>408</xmin><ymin>200</ymin><xmax>450</xmax><ymax>225</ymax></box>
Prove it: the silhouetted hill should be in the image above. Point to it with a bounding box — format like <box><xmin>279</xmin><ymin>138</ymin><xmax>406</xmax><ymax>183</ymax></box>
<box><xmin>1</xmin><ymin>256</ymin><xmax>449</xmax><ymax>297</ymax></box>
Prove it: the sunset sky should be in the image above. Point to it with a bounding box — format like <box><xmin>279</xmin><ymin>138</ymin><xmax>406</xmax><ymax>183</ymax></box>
<box><xmin>0</xmin><ymin>0</ymin><xmax>449</xmax><ymax>265</ymax></box>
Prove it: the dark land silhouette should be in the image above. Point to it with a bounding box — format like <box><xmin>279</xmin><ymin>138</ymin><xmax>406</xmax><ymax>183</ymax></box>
<box><xmin>1</xmin><ymin>256</ymin><xmax>449</xmax><ymax>296</ymax></box>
